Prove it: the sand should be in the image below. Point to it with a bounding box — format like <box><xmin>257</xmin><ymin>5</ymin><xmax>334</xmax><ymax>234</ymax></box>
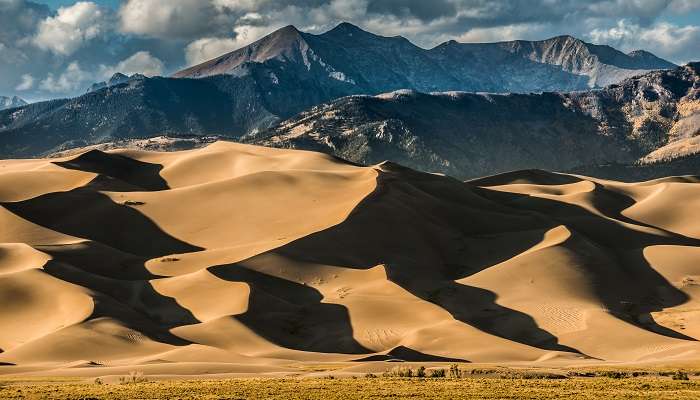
<box><xmin>1</xmin><ymin>142</ymin><xmax>700</xmax><ymax>378</ymax></box>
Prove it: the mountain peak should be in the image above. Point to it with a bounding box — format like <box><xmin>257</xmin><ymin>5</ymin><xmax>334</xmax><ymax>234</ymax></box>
<box><xmin>326</xmin><ymin>22</ymin><xmax>371</xmax><ymax>36</ymax></box>
<box><xmin>272</xmin><ymin>24</ymin><xmax>301</xmax><ymax>37</ymax></box>
<box><xmin>626</xmin><ymin>49</ymin><xmax>677</xmax><ymax>68</ymax></box>
<box><xmin>544</xmin><ymin>34</ymin><xmax>583</xmax><ymax>44</ymax></box>
<box><xmin>108</xmin><ymin>73</ymin><xmax>129</xmax><ymax>84</ymax></box>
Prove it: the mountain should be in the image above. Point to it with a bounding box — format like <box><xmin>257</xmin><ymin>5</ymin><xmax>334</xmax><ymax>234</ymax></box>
<box><xmin>0</xmin><ymin>75</ymin><xmax>285</xmax><ymax>157</ymax></box>
<box><xmin>3</xmin><ymin>142</ymin><xmax>700</xmax><ymax>372</ymax></box>
<box><xmin>253</xmin><ymin>63</ymin><xmax>700</xmax><ymax>180</ymax></box>
<box><xmin>175</xmin><ymin>23</ymin><xmax>675</xmax><ymax>92</ymax></box>
<box><xmin>87</xmin><ymin>72</ymin><xmax>145</xmax><ymax>93</ymax></box>
<box><xmin>0</xmin><ymin>96</ymin><xmax>27</xmax><ymax>110</ymax></box>
<box><xmin>0</xmin><ymin>23</ymin><xmax>679</xmax><ymax>162</ymax></box>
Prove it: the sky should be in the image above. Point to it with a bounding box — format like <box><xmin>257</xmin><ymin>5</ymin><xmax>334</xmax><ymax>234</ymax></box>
<box><xmin>2</xmin><ymin>0</ymin><xmax>699</xmax><ymax>102</ymax></box>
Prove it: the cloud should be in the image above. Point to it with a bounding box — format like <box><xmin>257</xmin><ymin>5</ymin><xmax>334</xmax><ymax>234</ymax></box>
<box><xmin>669</xmin><ymin>0</ymin><xmax>700</xmax><ymax>13</ymax></box>
<box><xmin>33</xmin><ymin>1</ymin><xmax>108</xmax><ymax>55</ymax></box>
<box><xmin>99</xmin><ymin>51</ymin><xmax>165</xmax><ymax>78</ymax></box>
<box><xmin>0</xmin><ymin>0</ymin><xmax>50</xmax><ymax>42</ymax></box>
<box><xmin>184</xmin><ymin>24</ymin><xmax>277</xmax><ymax>66</ymax></box>
<box><xmin>15</xmin><ymin>74</ymin><xmax>34</xmax><ymax>90</ymax></box>
<box><xmin>454</xmin><ymin>23</ymin><xmax>548</xmax><ymax>43</ymax></box>
<box><xmin>119</xmin><ymin>0</ymin><xmax>236</xmax><ymax>39</ymax></box>
<box><xmin>39</xmin><ymin>62</ymin><xmax>91</xmax><ymax>92</ymax></box>
<box><xmin>589</xmin><ymin>19</ymin><xmax>700</xmax><ymax>63</ymax></box>
<box><xmin>366</xmin><ymin>0</ymin><xmax>456</xmax><ymax>21</ymax></box>
<box><xmin>185</xmin><ymin>37</ymin><xmax>240</xmax><ymax>66</ymax></box>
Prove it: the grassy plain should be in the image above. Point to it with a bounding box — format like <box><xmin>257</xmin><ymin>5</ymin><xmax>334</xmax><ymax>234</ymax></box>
<box><xmin>2</xmin><ymin>372</ymin><xmax>700</xmax><ymax>400</ymax></box>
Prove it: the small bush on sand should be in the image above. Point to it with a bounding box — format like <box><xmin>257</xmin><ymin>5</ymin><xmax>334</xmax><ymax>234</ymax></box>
<box><xmin>449</xmin><ymin>364</ymin><xmax>462</xmax><ymax>378</ymax></box>
<box><xmin>416</xmin><ymin>366</ymin><xmax>426</xmax><ymax>378</ymax></box>
<box><xmin>599</xmin><ymin>371</ymin><xmax>628</xmax><ymax>379</ymax></box>
<box><xmin>119</xmin><ymin>371</ymin><xmax>147</xmax><ymax>384</ymax></box>
<box><xmin>673</xmin><ymin>371</ymin><xmax>690</xmax><ymax>381</ymax></box>
<box><xmin>429</xmin><ymin>369</ymin><xmax>446</xmax><ymax>378</ymax></box>
<box><xmin>390</xmin><ymin>366</ymin><xmax>414</xmax><ymax>378</ymax></box>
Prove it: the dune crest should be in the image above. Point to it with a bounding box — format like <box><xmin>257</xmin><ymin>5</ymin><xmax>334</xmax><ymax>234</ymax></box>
<box><xmin>1</xmin><ymin>142</ymin><xmax>700</xmax><ymax>374</ymax></box>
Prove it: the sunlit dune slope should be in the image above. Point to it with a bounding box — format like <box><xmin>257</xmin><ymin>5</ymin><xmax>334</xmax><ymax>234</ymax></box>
<box><xmin>1</xmin><ymin>142</ymin><xmax>700</xmax><ymax>373</ymax></box>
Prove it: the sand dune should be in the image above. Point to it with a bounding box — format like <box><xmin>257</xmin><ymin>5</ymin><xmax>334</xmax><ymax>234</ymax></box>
<box><xmin>1</xmin><ymin>142</ymin><xmax>700</xmax><ymax>376</ymax></box>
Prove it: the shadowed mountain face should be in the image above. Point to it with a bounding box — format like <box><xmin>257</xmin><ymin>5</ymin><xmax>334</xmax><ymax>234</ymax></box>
<box><xmin>0</xmin><ymin>24</ymin><xmax>676</xmax><ymax>160</ymax></box>
<box><xmin>255</xmin><ymin>63</ymin><xmax>700</xmax><ymax>180</ymax></box>
<box><xmin>2</xmin><ymin>143</ymin><xmax>700</xmax><ymax>370</ymax></box>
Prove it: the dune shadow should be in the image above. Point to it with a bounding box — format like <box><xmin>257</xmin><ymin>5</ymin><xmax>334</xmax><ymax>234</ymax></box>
<box><xmin>53</xmin><ymin>150</ymin><xmax>169</xmax><ymax>191</ymax></box>
<box><xmin>42</xmin><ymin>259</ymin><xmax>195</xmax><ymax>346</ymax></box>
<box><xmin>473</xmin><ymin>186</ymin><xmax>698</xmax><ymax>341</ymax></box>
<box><xmin>469</xmin><ymin>169</ymin><xmax>584</xmax><ymax>187</ymax></box>
<box><xmin>210</xmin><ymin>264</ymin><xmax>370</xmax><ymax>354</ymax></box>
<box><xmin>354</xmin><ymin>346</ymin><xmax>467</xmax><ymax>362</ymax></box>
<box><xmin>2</xmin><ymin>185</ymin><xmax>202</xmax><ymax>259</ymax></box>
<box><xmin>36</xmin><ymin>241</ymin><xmax>158</xmax><ymax>281</ymax></box>
<box><xmin>0</xmin><ymin>167</ymin><xmax>206</xmax><ymax>350</ymax></box>
<box><xmin>248</xmin><ymin>168</ymin><xmax>590</xmax><ymax>356</ymax></box>
<box><xmin>403</xmin><ymin>278</ymin><xmax>583</xmax><ymax>354</ymax></box>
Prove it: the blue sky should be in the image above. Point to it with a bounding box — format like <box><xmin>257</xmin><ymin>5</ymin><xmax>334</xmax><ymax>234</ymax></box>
<box><xmin>4</xmin><ymin>0</ymin><xmax>700</xmax><ymax>102</ymax></box>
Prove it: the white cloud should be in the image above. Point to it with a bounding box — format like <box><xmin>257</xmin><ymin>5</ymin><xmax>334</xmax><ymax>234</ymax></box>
<box><xmin>33</xmin><ymin>1</ymin><xmax>107</xmax><ymax>55</ymax></box>
<box><xmin>455</xmin><ymin>24</ymin><xmax>548</xmax><ymax>43</ymax></box>
<box><xmin>212</xmin><ymin>0</ymin><xmax>261</xmax><ymax>12</ymax></box>
<box><xmin>589</xmin><ymin>19</ymin><xmax>700</xmax><ymax>63</ymax></box>
<box><xmin>185</xmin><ymin>37</ymin><xmax>240</xmax><ymax>66</ymax></box>
<box><xmin>184</xmin><ymin>24</ymin><xmax>274</xmax><ymax>66</ymax></box>
<box><xmin>119</xmin><ymin>0</ymin><xmax>232</xmax><ymax>39</ymax></box>
<box><xmin>39</xmin><ymin>62</ymin><xmax>91</xmax><ymax>93</ymax></box>
<box><xmin>100</xmin><ymin>51</ymin><xmax>165</xmax><ymax>78</ymax></box>
<box><xmin>15</xmin><ymin>74</ymin><xmax>34</xmax><ymax>91</ymax></box>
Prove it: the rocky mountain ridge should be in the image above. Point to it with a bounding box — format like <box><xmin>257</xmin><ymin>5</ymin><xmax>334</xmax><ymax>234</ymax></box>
<box><xmin>253</xmin><ymin>63</ymin><xmax>700</xmax><ymax>180</ymax></box>
<box><xmin>87</xmin><ymin>73</ymin><xmax>147</xmax><ymax>93</ymax></box>
<box><xmin>175</xmin><ymin>23</ymin><xmax>675</xmax><ymax>93</ymax></box>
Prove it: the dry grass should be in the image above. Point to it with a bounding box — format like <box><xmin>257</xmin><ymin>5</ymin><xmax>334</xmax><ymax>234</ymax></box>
<box><xmin>1</xmin><ymin>376</ymin><xmax>700</xmax><ymax>399</ymax></box>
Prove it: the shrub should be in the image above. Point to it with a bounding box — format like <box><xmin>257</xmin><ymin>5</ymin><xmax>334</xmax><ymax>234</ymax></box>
<box><xmin>600</xmin><ymin>371</ymin><xmax>628</xmax><ymax>379</ymax></box>
<box><xmin>429</xmin><ymin>369</ymin><xmax>446</xmax><ymax>378</ymax></box>
<box><xmin>119</xmin><ymin>371</ymin><xmax>147</xmax><ymax>384</ymax></box>
<box><xmin>416</xmin><ymin>366</ymin><xmax>426</xmax><ymax>378</ymax></box>
<box><xmin>390</xmin><ymin>367</ymin><xmax>414</xmax><ymax>378</ymax></box>
<box><xmin>672</xmin><ymin>371</ymin><xmax>689</xmax><ymax>381</ymax></box>
<box><xmin>364</xmin><ymin>373</ymin><xmax>377</xmax><ymax>378</ymax></box>
<box><xmin>449</xmin><ymin>364</ymin><xmax>461</xmax><ymax>378</ymax></box>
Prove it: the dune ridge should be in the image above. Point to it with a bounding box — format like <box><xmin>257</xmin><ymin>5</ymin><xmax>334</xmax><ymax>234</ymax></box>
<box><xmin>1</xmin><ymin>142</ymin><xmax>700</xmax><ymax>376</ymax></box>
